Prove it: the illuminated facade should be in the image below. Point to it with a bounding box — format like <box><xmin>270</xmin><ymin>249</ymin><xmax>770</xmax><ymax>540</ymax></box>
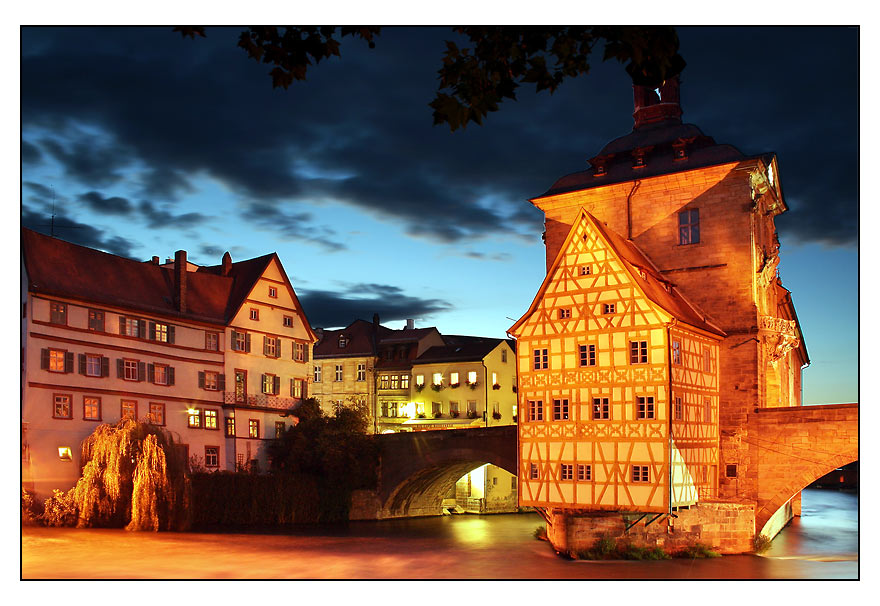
<box><xmin>21</xmin><ymin>229</ymin><xmax>316</xmax><ymax>499</ymax></box>
<box><xmin>510</xmin><ymin>77</ymin><xmax>808</xmax><ymax>519</ymax></box>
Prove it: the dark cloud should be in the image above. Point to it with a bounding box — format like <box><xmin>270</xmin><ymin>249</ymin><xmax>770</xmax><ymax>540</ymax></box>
<box><xmin>240</xmin><ymin>201</ymin><xmax>345</xmax><ymax>252</ymax></box>
<box><xmin>22</xmin><ymin>207</ymin><xmax>138</xmax><ymax>258</ymax></box>
<box><xmin>298</xmin><ymin>283</ymin><xmax>453</xmax><ymax>329</ymax></box>
<box><xmin>77</xmin><ymin>191</ymin><xmax>134</xmax><ymax>215</ymax></box>
<box><xmin>20</xmin><ymin>26</ymin><xmax>858</xmax><ymax>248</ymax></box>
<box><xmin>138</xmin><ymin>200</ymin><xmax>209</xmax><ymax>229</ymax></box>
<box><xmin>463</xmin><ymin>251</ymin><xmax>512</xmax><ymax>262</ymax></box>
<box><xmin>22</xmin><ymin>140</ymin><xmax>42</xmax><ymax>164</ymax></box>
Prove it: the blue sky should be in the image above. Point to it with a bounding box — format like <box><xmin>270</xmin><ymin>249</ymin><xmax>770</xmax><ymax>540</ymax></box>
<box><xmin>19</xmin><ymin>25</ymin><xmax>859</xmax><ymax>405</ymax></box>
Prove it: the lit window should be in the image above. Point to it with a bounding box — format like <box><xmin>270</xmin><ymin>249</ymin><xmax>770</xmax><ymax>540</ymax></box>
<box><xmin>558</xmin><ymin>308</ymin><xmax>571</xmax><ymax>319</ymax></box>
<box><xmin>225</xmin><ymin>416</ymin><xmax>235</xmax><ymax>437</ymax></box>
<box><xmin>450</xmin><ymin>372</ymin><xmax>459</xmax><ymax>385</ymax></box>
<box><xmin>679</xmin><ymin>208</ymin><xmax>700</xmax><ymax>245</ymax></box>
<box><xmin>560</xmin><ymin>464</ymin><xmax>573</xmax><ymax>480</ymax></box>
<box><xmin>262</xmin><ymin>374</ymin><xmax>278</xmax><ymax>395</ymax></box>
<box><xmin>379</xmin><ymin>375</ymin><xmax>390</xmax><ymax>389</ymax></box>
<box><xmin>204</xmin><ymin>409</ymin><xmax>218</xmax><ymax>430</ymax></box>
<box><xmin>250</xmin><ymin>308</ymin><xmax>259</xmax><ymax>321</ymax></box>
<box><xmin>577</xmin><ymin>464</ymin><xmax>592</xmax><ymax>482</ymax></box>
<box><xmin>533</xmin><ymin>349</ymin><xmax>548</xmax><ymax>370</ymax></box>
<box><xmin>148</xmin><ymin>402</ymin><xmax>165</xmax><ymax>425</ymax></box>
<box><xmin>153</xmin><ymin>323</ymin><xmax>169</xmax><ymax>342</ymax></box>
<box><xmin>48</xmin><ymin>349</ymin><xmax>66</xmax><ymax>373</ymax></box>
<box><xmin>390</xmin><ymin>375</ymin><xmax>400</xmax><ymax>389</ymax></box>
<box><xmin>291</xmin><ymin>378</ymin><xmax>303</xmax><ymax>398</ymax></box>
<box><xmin>579</xmin><ymin>344</ymin><xmax>596</xmax><ymax>367</ymax></box>
<box><xmin>529</xmin><ymin>463</ymin><xmax>539</xmax><ymax>480</ymax></box>
<box><xmin>674</xmin><ymin>397</ymin><xmax>683</xmax><ymax>420</ymax></box>
<box><xmin>592</xmin><ymin>398</ymin><xmax>609</xmax><ymax>420</ymax></box>
<box><xmin>491</xmin><ymin>372</ymin><xmax>498</xmax><ymax>386</ymax></box>
<box><xmin>122</xmin><ymin>400</ymin><xmax>138</xmax><ymax>419</ymax></box>
<box><xmin>275</xmin><ymin>421</ymin><xmax>285</xmax><ymax>438</ymax></box>
<box><xmin>632</xmin><ymin>465</ymin><xmax>649</xmax><ymax>483</ymax></box>
<box><xmin>49</xmin><ymin>301</ymin><xmax>67</xmax><ymax>325</ymax></box>
<box><xmin>121</xmin><ymin>317</ymin><xmax>140</xmax><ymax>337</ymax></box>
<box><xmin>335</xmin><ymin>365</ymin><xmax>343</xmax><ymax>382</ymax></box>
<box><xmin>432</xmin><ymin>372</ymin><xmax>442</xmax><ymax>386</ymax></box>
<box><xmin>58</xmin><ymin>446</ymin><xmax>73</xmax><ymax>461</ymax></box>
<box><xmin>205</xmin><ymin>447</ymin><xmax>219</xmax><ymax>468</ymax></box>
<box><xmin>206</xmin><ymin>332</ymin><xmax>219</xmax><ymax>351</ymax></box>
<box><xmin>400</xmin><ymin>375</ymin><xmax>410</xmax><ymax>389</ymax></box>
<box><xmin>53</xmin><ymin>394</ymin><xmax>71</xmax><ymax>419</ymax></box>
<box><xmin>268</xmin><ymin>286</ymin><xmax>277</xmax><ymax>298</ymax></box>
<box><xmin>248</xmin><ymin>420</ymin><xmax>259</xmax><ymax>438</ymax></box>
<box><xmin>603</xmin><ymin>303</ymin><xmax>616</xmax><ymax>314</ymax></box>
<box><xmin>283</xmin><ymin>315</ymin><xmax>293</xmax><ymax>328</ymax></box>
<box><xmin>528</xmin><ymin>400</ymin><xmax>543</xmax><ymax>422</ymax></box>
<box><xmin>314</xmin><ymin>365</ymin><xmax>322</xmax><ymax>382</ymax></box>
<box><xmin>202</xmin><ymin>371</ymin><xmax>219</xmax><ymax>391</ymax></box>
<box><xmin>630</xmin><ymin>341</ymin><xmax>648</xmax><ymax>364</ymax></box>
<box><xmin>636</xmin><ymin>396</ymin><xmax>655</xmax><ymax>419</ymax></box>
<box><xmin>153</xmin><ymin>364</ymin><xmax>168</xmax><ymax>385</ymax></box>
<box><xmin>83</xmin><ymin>396</ymin><xmax>101</xmax><ymax>421</ymax></box>
<box><xmin>552</xmin><ymin>399</ymin><xmax>569</xmax><ymax>421</ymax></box>
<box><xmin>357</xmin><ymin>363</ymin><xmax>366</xmax><ymax>382</ymax></box>
<box><xmin>88</xmin><ymin>309</ymin><xmax>104</xmax><ymax>331</ymax></box>
<box><xmin>467</xmin><ymin>371</ymin><xmax>477</xmax><ymax>385</ymax></box>
<box><xmin>415</xmin><ymin>374</ymin><xmax>425</xmax><ymax>387</ymax></box>
<box><xmin>188</xmin><ymin>408</ymin><xmax>202</xmax><ymax>428</ymax></box>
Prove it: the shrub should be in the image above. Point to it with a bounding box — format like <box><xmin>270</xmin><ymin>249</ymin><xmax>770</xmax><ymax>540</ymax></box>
<box><xmin>21</xmin><ymin>488</ymin><xmax>41</xmax><ymax>525</ymax></box>
<box><xmin>753</xmin><ymin>534</ymin><xmax>772</xmax><ymax>554</ymax></box>
<box><xmin>41</xmin><ymin>489</ymin><xmax>78</xmax><ymax>527</ymax></box>
<box><xmin>675</xmin><ymin>543</ymin><xmax>721</xmax><ymax>558</ymax></box>
<box><xmin>533</xmin><ymin>524</ymin><xmax>547</xmax><ymax>540</ymax></box>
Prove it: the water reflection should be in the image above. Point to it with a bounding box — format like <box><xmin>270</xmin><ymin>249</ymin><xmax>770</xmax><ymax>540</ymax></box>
<box><xmin>21</xmin><ymin>488</ymin><xmax>857</xmax><ymax>579</ymax></box>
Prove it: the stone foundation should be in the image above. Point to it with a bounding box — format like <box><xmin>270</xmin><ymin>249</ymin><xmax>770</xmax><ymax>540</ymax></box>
<box><xmin>546</xmin><ymin>500</ymin><xmax>756</xmax><ymax>555</ymax></box>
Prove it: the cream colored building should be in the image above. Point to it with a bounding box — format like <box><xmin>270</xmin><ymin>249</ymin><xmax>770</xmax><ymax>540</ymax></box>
<box><xmin>21</xmin><ymin>229</ymin><xmax>316</xmax><ymax>499</ymax></box>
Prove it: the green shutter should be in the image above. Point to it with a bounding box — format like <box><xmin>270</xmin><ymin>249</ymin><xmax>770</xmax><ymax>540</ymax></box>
<box><xmin>78</xmin><ymin>353</ymin><xmax>86</xmax><ymax>375</ymax></box>
<box><xmin>263</xmin><ymin>335</ymin><xmax>269</xmax><ymax>356</ymax></box>
<box><xmin>167</xmin><ymin>366</ymin><xmax>175</xmax><ymax>385</ymax></box>
<box><xmin>147</xmin><ymin>363</ymin><xmax>154</xmax><ymax>383</ymax></box>
<box><xmin>167</xmin><ymin>325</ymin><xmax>175</xmax><ymax>344</ymax></box>
<box><xmin>117</xmin><ymin>358</ymin><xmax>124</xmax><ymax>378</ymax></box>
<box><xmin>119</xmin><ymin>316</ymin><xmax>126</xmax><ymax>335</ymax></box>
<box><xmin>218</xmin><ymin>373</ymin><xmax>226</xmax><ymax>391</ymax></box>
<box><xmin>198</xmin><ymin>371</ymin><xmax>205</xmax><ymax>389</ymax></box>
<box><xmin>273</xmin><ymin>375</ymin><xmax>281</xmax><ymax>395</ymax></box>
<box><xmin>64</xmin><ymin>352</ymin><xmax>74</xmax><ymax>373</ymax></box>
<box><xmin>137</xmin><ymin>361</ymin><xmax>145</xmax><ymax>382</ymax></box>
<box><xmin>40</xmin><ymin>348</ymin><xmax>49</xmax><ymax>370</ymax></box>
<box><xmin>149</xmin><ymin>322</ymin><xmax>156</xmax><ymax>340</ymax></box>
<box><xmin>101</xmin><ymin>356</ymin><xmax>110</xmax><ymax>377</ymax></box>
<box><xmin>245</xmin><ymin>333</ymin><xmax>251</xmax><ymax>353</ymax></box>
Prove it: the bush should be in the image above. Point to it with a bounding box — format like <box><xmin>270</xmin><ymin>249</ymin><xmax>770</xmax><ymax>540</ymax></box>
<box><xmin>533</xmin><ymin>524</ymin><xmax>547</xmax><ymax>540</ymax></box>
<box><xmin>753</xmin><ymin>534</ymin><xmax>772</xmax><ymax>554</ymax></box>
<box><xmin>41</xmin><ymin>489</ymin><xmax>78</xmax><ymax>527</ymax></box>
<box><xmin>21</xmin><ymin>488</ymin><xmax>41</xmax><ymax>525</ymax></box>
<box><xmin>675</xmin><ymin>543</ymin><xmax>721</xmax><ymax>558</ymax></box>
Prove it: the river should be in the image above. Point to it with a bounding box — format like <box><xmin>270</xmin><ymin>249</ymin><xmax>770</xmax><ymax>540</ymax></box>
<box><xmin>21</xmin><ymin>487</ymin><xmax>857</xmax><ymax>580</ymax></box>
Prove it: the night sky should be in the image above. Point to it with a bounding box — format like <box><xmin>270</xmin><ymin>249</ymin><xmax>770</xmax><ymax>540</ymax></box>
<box><xmin>19</xmin><ymin>25</ymin><xmax>858</xmax><ymax>405</ymax></box>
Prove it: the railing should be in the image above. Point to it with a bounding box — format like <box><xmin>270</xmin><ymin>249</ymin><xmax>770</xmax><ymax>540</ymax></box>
<box><xmin>223</xmin><ymin>392</ymin><xmax>301</xmax><ymax>411</ymax></box>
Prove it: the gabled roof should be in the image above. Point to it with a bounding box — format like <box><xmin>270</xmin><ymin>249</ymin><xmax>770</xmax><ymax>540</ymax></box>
<box><xmin>508</xmin><ymin>210</ymin><xmax>725</xmax><ymax>338</ymax></box>
<box><xmin>415</xmin><ymin>337</ymin><xmax>509</xmax><ymax>364</ymax></box>
<box><xmin>378</xmin><ymin>327</ymin><xmax>440</xmax><ymax>345</ymax></box>
<box><xmin>313</xmin><ymin>319</ymin><xmax>391</xmax><ymax>358</ymax></box>
<box><xmin>21</xmin><ymin>228</ymin><xmax>308</xmax><ymax>328</ymax></box>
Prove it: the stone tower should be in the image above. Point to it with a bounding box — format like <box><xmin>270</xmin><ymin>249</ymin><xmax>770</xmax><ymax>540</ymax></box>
<box><xmin>526</xmin><ymin>77</ymin><xmax>809</xmax><ymax>504</ymax></box>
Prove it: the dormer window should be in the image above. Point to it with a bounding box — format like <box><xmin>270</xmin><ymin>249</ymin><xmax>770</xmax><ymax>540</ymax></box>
<box><xmin>672</xmin><ymin>141</ymin><xmax>688</xmax><ymax>161</ymax></box>
<box><xmin>338</xmin><ymin>335</ymin><xmax>348</xmax><ymax>348</ymax></box>
<box><xmin>632</xmin><ymin>147</ymin><xmax>652</xmax><ymax>169</ymax></box>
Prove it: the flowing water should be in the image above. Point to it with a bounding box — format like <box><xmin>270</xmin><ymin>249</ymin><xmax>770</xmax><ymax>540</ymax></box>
<box><xmin>21</xmin><ymin>487</ymin><xmax>857</xmax><ymax>580</ymax></box>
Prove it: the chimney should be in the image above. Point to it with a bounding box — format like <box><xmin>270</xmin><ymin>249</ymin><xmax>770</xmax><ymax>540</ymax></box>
<box><xmin>633</xmin><ymin>76</ymin><xmax>682</xmax><ymax>130</ymax></box>
<box><xmin>174</xmin><ymin>250</ymin><xmax>187</xmax><ymax>313</ymax></box>
<box><xmin>373</xmin><ymin>313</ymin><xmax>380</xmax><ymax>327</ymax></box>
<box><xmin>221</xmin><ymin>251</ymin><xmax>232</xmax><ymax>276</ymax></box>
<box><xmin>406</xmin><ymin>319</ymin><xmax>414</xmax><ymax>330</ymax></box>
<box><xmin>151</xmin><ymin>256</ymin><xmax>160</xmax><ymax>265</ymax></box>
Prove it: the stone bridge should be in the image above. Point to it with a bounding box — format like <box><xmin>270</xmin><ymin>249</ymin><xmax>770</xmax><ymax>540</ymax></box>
<box><xmin>749</xmin><ymin>403</ymin><xmax>858</xmax><ymax>536</ymax></box>
<box><xmin>372</xmin><ymin>425</ymin><xmax>517</xmax><ymax>518</ymax></box>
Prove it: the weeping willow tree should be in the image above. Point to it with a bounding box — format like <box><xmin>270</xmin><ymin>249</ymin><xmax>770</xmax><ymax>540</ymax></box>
<box><xmin>63</xmin><ymin>418</ymin><xmax>191</xmax><ymax>531</ymax></box>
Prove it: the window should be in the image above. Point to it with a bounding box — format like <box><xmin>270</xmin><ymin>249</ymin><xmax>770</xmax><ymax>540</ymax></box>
<box><xmin>88</xmin><ymin>309</ymin><xmax>104</xmax><ymax>332</ymax></box>
<box><xmin>415</xmin><ymin>402</ymin><xmax>425</xmax><ymax>416</ymax></box>
<box><xmin>283</xmin><ymin>315</ymin><xmax>293</xmax><ymax>328</ymax></box>
<box><xmin>672</xmin><ymin>340</ymin><xmax>682</xmax><ymax>364</ymax></box>
<box><xmin>294</xmin><ymin>342</ymin><xmax>305</xmax><ymax>362</ymax></box>
<box><xmin>205</xmin><ymin>447</ymin><xmax>219</xmax><ymax>468</ymax></box>
<box><xmin>432</xmin><ymin>401</ymin><xmax>442</xmax><ymax>416</ymax></box>
<box><xmin>415</xmin><ymin>374</ymin><xmax>424</xmax><ymax>387</ymax></box>
<box><xmin>533</xmin><ymin>348</ymin><xmax>548</xmax><ymax>370</ymax></box>
<box><xmin>123</xmin><ymin>359</ymin><xmax>139</xmax><ymax>381</ymax></box>
<box><xmin>48</xmin><ymin>348</ymin><xmax>67</xmax><ymax>373</ymax></box>
<box><xmin>703</xmin><ymin>347</ymin><xmax>713</xmax><ymax>373</ymax></box>
<box><xmin>466</xmin><ymin>371</ymin><xmax>477</xmax><ymax>385</ymax></box>
<box><xmin>204</xmin><ymin>409</ymin><xmax>219</xmax><ymax>430</ymax></box>
<box><xmin>432</xmin><ymin>372</ymin><xmax>442</xmax><ymax>386</ymax></box>
<box><xmin>560</xmin><ymin>464</ymin><xmax>573</xmax><ymax>480</ymax></box>
<box><xmin>53</xmin><ymin>394</ymin><xmax>72</xmax><ymax>419</ymax></box>
<box><xmin>291</xmin><ymin>378</ymin><xmax>303</xmax><ymax>398</ymax></box>
<box><xmin>679</xmin><ymin>208</ymin><xmax>700</xmax><ymax>245</ymax></box>
<box><xmin>579</xmin><ymin>344</ymin><xmax>596</xmax><ymax>367</ymax></box>
<box><xmin>636</xmin><ymin>396</ymin><xmax>655</xmax><ymax>420</ymax></box>
<box><xmin>400</xmin><ymin>375</ymin><xmax>410</xmax><ymax>389</ymax></box>
<box><xmin>268</xmin><ymin>286</ymin><xmax>277</xmax><ymax>298</ymax></box>
<box><xmin>630</xmin><ymin>341</ymin><xmax>648</xmax><ymax>364</ymax></box>
<box><xmin>232</xmin><ymin>330</ymin><xmax>250</xmax><ymax>352</ymax></box>
<box><xmin>449</xmin><ymin>401</ymin><xmax>459</xmax><ymax>416</ymax></box>
<box><xmin>335</xmin><ymin>365</ymin><xmax>343</xmax><ymax>382</ymax></box>
<box><xmin>704</xmin><ymin>398</ymin><xmax>712</xmax><ymax>423</ymax></box>
<box><xmin>49</xmin><ymin>301</ymin><xmax>67</xmax><ymax>325</ymax></box>
<box><xmin>528</xmin><ymin>400</ymin><xmax>543</xmax><ymax>422</ymax></box>
<box><xmin>389</xmin><ymin>375</ymin><xmax>400</xmax><ymax>389</ymax></box>
<box><xmin>529</xmin><ymin>463</ymin><xmax>539</xmax><ymax>480</ymax></box>
<box><xmin>205</xmin><ymin>332</ymin><xmax>219</xmax><ymax>351</ymax></box>
<box><xmin>467</xmin><ymin>401</ymin><xmax>477</xmax><ymax>416</ymax></box>
<box><xmin>577</xmin><ymin>464</ymin><xmax>592</xmax><ymax>482</ymax></box>
<box><xmin>632</xmin><ymin>465</ymin><xmax>649</xmax><ymax>483</ymax></box>
<box><xmin>81</xmin><ymin>353</ymin><xmax>102</xmax><ymax>377</ymax></box>
<box><xmin>122</xmin><ymin>400</ymin><xmax>138</xmax><ymax>419</ymax></box>
<box><xmin>314</xmin><ymin>365</ymin><xmax>322</xmax><ymax>382</ymax></box>
<box><xmin>249</xmin><ymin>308</ymin><xmax>259</xmax><ymax>321</ymax></box>
<box><xmin>580</xmin><ymin>265</ymin><xmax>592</xmax><ymax>276</ymax></box>
<box><xmin>449</xmin><ymin>372</ymin><xmax>459</xmax><ymax>385</ymax></box>
<box><xmin>558</xmin><ymin>308</ymin><xmax>571</xmax><ymax>319</ymax></box>
<box><xmin>592</xmin><ymin>397</ymin><xmax>610</xmax><ymax>420</ymax></box>
<box><xmin>83</xmin><ymin>396</ymin><xmax>101</xmax><ymax>421</ymax></box>
<box><xmin>248</xmin><ymin>419</ymin><xmax>259</xmax><ymax>439</ymax></box>
<box><xmin>58</xmin><ymin>447</ymin><xmax>73</xmax><ymax>461</ymax></box>
<box><xmin>726</xmin><ymin>464</ymin><xmax>738</xmax><ymax>478</ymax></box>
<box><xmin>491</xmin><ymin>372</ymin><xmax>498</xmax><ymax>386</ymax></box>
<box><xmin>152</xmin><ymin>322</ymin><xmax>169</xmax><ymax>342</ymax></box>
<box><xmin>381</xmin><ymin>402</ymin><xmax>396</xmax><ymax>418</ymax></box>
<box><xmin>674</xmin><ymin>397</ymin><xmax>683</xmax><ymax>420</ymax></box>
<box><xmin>338</xmin><ymin>335</ymin><xmax>348</xmax><ymax>348</ymax></box>
<box><xmin>225</xmin><ymin>416</ymin><xmax>235</xmax><ymax>437</ymax></box>
<box><xmin>263</xmin><ymin>336</ymin><xmax>280</xmax><ymax>358</ymax></box>
<box><xmin>188</xmin><ymin>408</ymin><xmax>202</xmax><ymax>428</ymax></box>
<box><xmin>148</xmin><ymin>402</ymin><xmax>165</xmax><ymax>426</ymax></box>
<box><xmin>262</xmin><ymin>374</ymin><xmax>279</xmax><ymax>395</ymax></box>
<box><xmin>121</xmin><ymin>317</ymin><xmax>141</xmax><ymax>337</ymax></box>
<box><xmin>552</xmin><ymin>399</ymin><xmax>569</xmax><ymax>421</ymax></box>
<box><xmin>275</xmin><ymin>421</ymin><xmax>286</xmax><ymax>438</ymax></box>
<box><xmin>152</xmin><ymin>364</ymin><xmax>168</xmax><ymax>385</ymax></box>
<box><xmin>602</xmin><ymin>303</ymin><xmax>616</xmax><ymax>314</ymax></box>
<box><xmin>379</xmin><ymin>375</ymin><xmax>390</xmax><ymax>389</ymax></box>
<box><xmin>357</xmin><ymin>363</ymin><xmax>366</xmax><ymax>382</ymax></box>
<box><xmin>201</xmin><ymin>371</ymin><xmax>220</xmax><ymax>391</ymax></box>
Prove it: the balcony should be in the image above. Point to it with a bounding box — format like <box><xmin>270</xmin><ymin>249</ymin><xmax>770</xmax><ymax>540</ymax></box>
<box><xmin>223</xmin><ymin>392</ymin><xmax>301</xmax><ymax>412</ymax></box>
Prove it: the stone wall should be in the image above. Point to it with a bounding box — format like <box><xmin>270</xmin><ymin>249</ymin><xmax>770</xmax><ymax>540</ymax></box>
<box><xmin>546</xmin><ymin>500</ymin><xmax>756</xmax><ymax>555</ymax></box>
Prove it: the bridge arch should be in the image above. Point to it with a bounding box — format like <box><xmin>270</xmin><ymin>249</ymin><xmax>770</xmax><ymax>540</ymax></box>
<box><xmin>751</xmin><ymin>404</ymin><xmax>858</xmax><ymax>536</ymax></box>
<box><xmin>375</xmin><ymin>426</ymin><xmax>517</xmax><ymax>518</ymax></box>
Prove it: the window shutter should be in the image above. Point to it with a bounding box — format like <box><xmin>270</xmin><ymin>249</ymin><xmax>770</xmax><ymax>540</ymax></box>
<box><xmin>117</xmin><ymin>358</ymin><xmax>124</xmax><ymax>378</ymax></box>
<box><xmin>138</xmin><ymin>320</ymin><xmax>147</xmax><ymax>339</ymax></box>
<box><xmin>198</xmin><ymin>371</ymin><xmax>206</xmax><ymax>389</ymax></box>
<box><xmin>167</xmin><ymin>366</ymin><xmax>175</xmax><ymax>385</ymax></box>
<box><xmin>261</xmin><ymin>374</ymin><xmax>268</xmax><ymax>394</ymax></box>
<box><xmin>167</xmin><ymin>325</ymin><xmax>175</xmax><ymax>344</ymax></box>
<box><xmin>137</xmin><ymin>361</ymin><xmax>146</xmax><ymax>382</ymax></box>
<box><xmin>119</xmin><ymin>316</ymin><xmax>126</xmax><ymax>335</ymax></box>
<box><xmin>245</xmin><ymin>333</ymin><xmax>251</xmax><ymax>353</ymax></box>
<box><xmin>230</xmin><ymin>330</ymin><xmax>238</xmax><ymax>351</ymax></box>
<box><xmin>78</xmin><ymin>353</ymin><xmax>86</xmax><ymax>375</ymax></box>
<box><xmin>273</xmin><ymin>375</ymin><xmax>281</xmax><ymax>395</ymax></box>
<box><xmin>101</xmin><ymin>356</ymin><xmax>110</xmax><ymax>377</ymax></box>
<box><xmin>304</xmin><ymin>345</ymin><xmax>309</xmax><ymax>363</ymax></box>
<box><xmin>218</xmin><ymin>373</ymin><xmax>226</xmax><ymax>391</ymax></box>
<box><xmin>149</xmin><ymin>322</ymin><xmax>156</xmax><ymax>340</ymax></box>
<box><xmin>40</xmin><ymin>348</ymin><xmax>49</xmax><ymax>369</ymax></box>
<box><xmin>64</xmin><ymin>352</ymin><xmax>74</xmax><ymax>373</ymax></box>
<box><xmin>290</xmin><ymin>378</ymin><xmax>295</xmax><ymax>397</ymax></box>
<box><xmin>302</xmin><ymin>380</ymin><xmax>307</xmax><ymax>398</ymax></box>
<box><xmin>147</xmin><ymin>363</ymin><xmax>155</xmax><ymax>383</ymax></box>
<box><xmin>263</xmin><ymin>335</ymin><xmax>269</xmax><ymax>356</ymax></box>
